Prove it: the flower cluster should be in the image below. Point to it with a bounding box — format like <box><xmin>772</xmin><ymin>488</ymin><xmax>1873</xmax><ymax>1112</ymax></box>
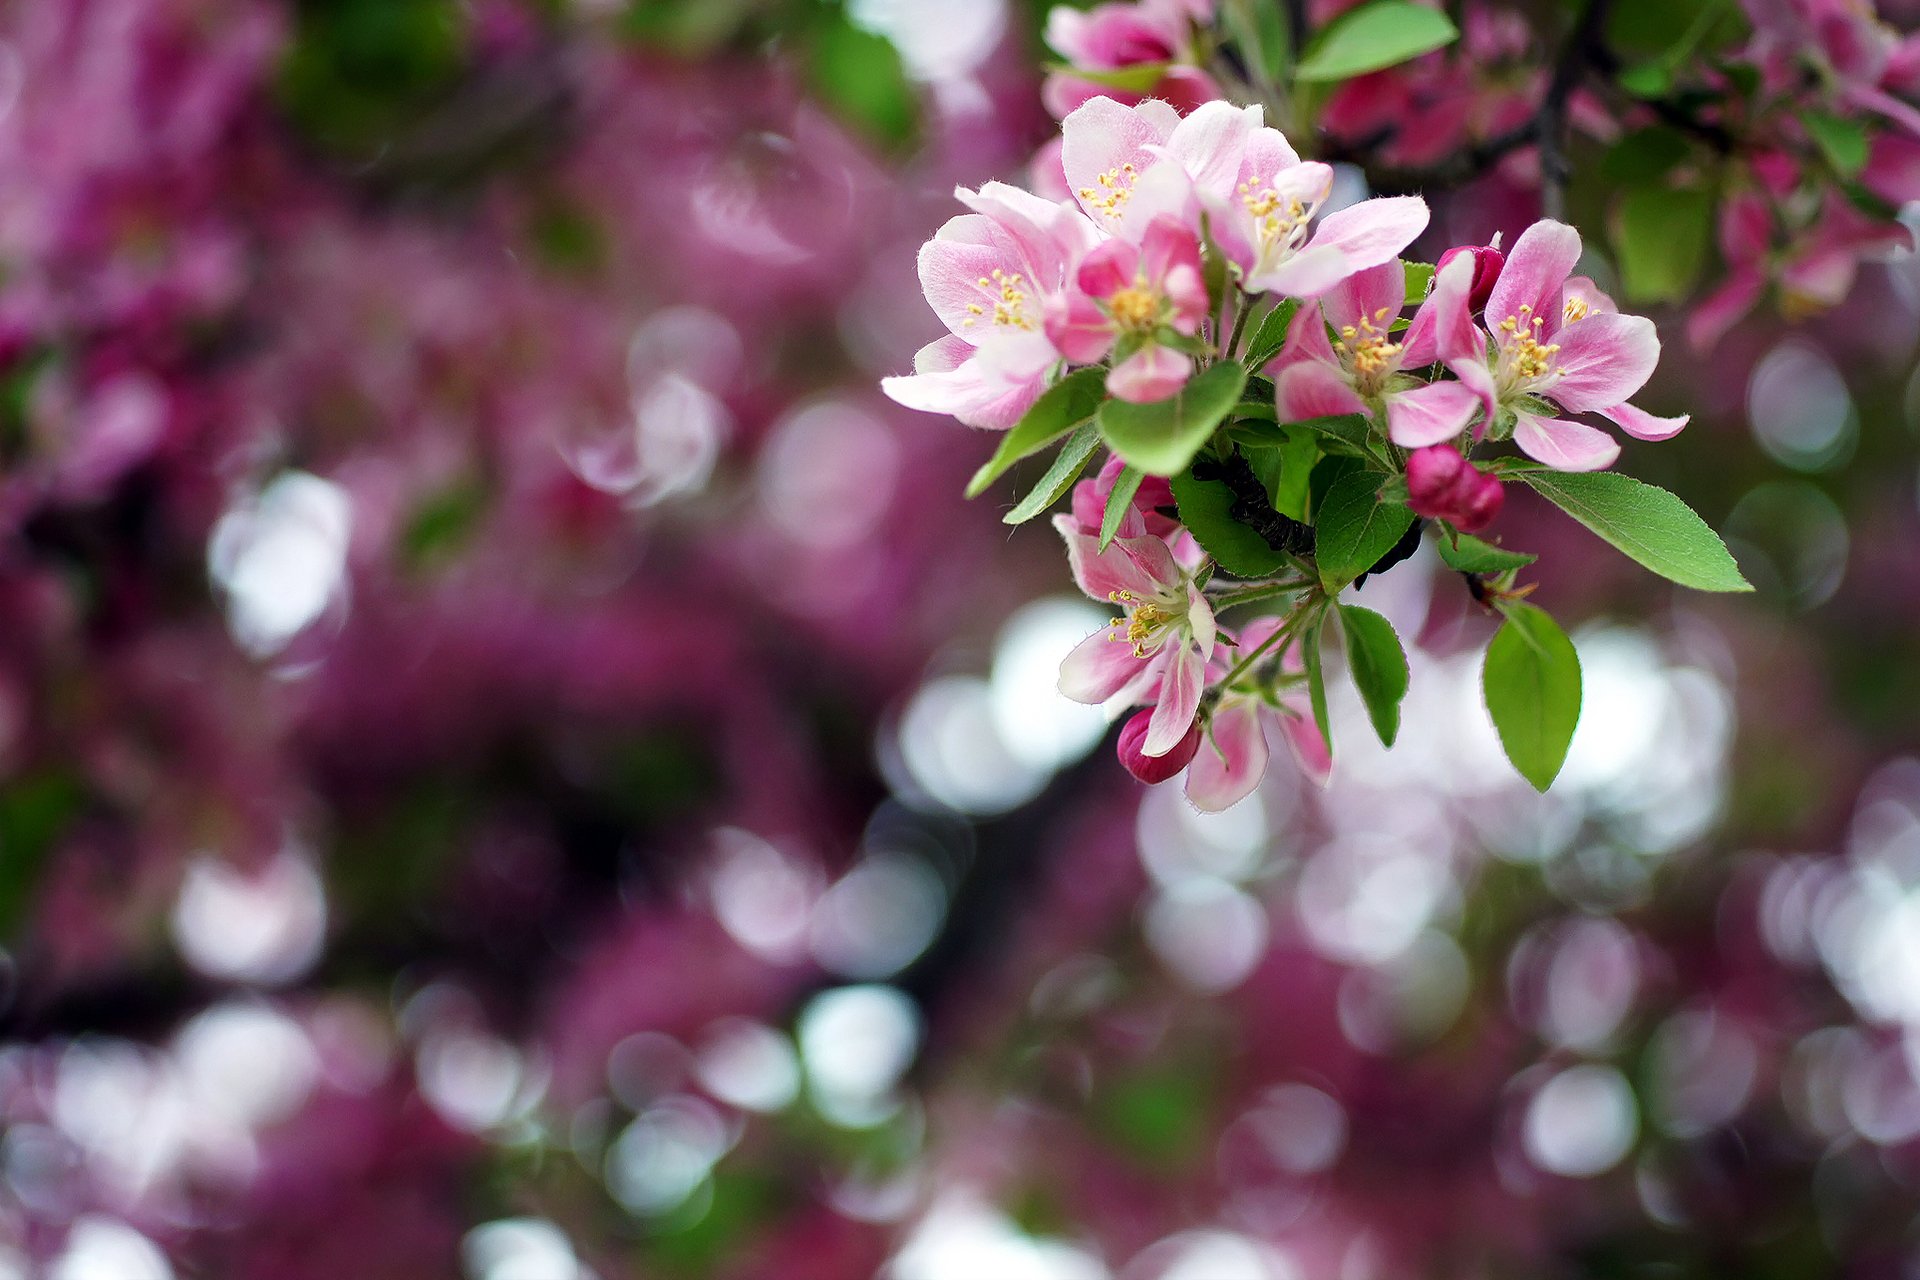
<box><xmin>887</xmin><ymin>90</ymin><xmax>1748</xmax><ymax>808</ymax></box>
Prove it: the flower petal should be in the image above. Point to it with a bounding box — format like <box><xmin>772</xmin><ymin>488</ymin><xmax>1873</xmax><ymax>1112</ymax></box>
<box><xmin>1323</xmin><ymin>260</ymin><xmax>1405</xmax><ymax>336</ymax></box>
<box><xmin>1108</xmin><ymin>345</ymin><xmax>1192</xmax><ymax>403</ymax></box>
<box><xmin>1597</xmin><ymin>400</ymin><xmax>1689</xmax><ymax>441</ymax></box>
<box><xmin>1054</xmin><ymin>514</ymin><xmax>1168</xmax><ymax>600</ymax></box>
<box><xmin>881</xmin><ymin>337</ymin><xmax>1044</xmax><ymax>429</ymax></box>
<box><xmin>1484</xmin><ymin>219</ymin><xmax>1581</xmax><ymax>334</ymax></box>
<box><xmin>1512</xmin><ymin>410</ymin><xmax>1621</xmax><ymax>472</ymax></box>
<box><xmin>1058</xmin><ymin>627</ymin><xmax>1149</xmax><ymax>704</ymax></box>
<box><xmin>1273</xmin><ymin>359</ymin><xmax>1366</xmax><ymax>420</ymax></box>
<box><xmin>1185</xmin><ymin>700</ymin><xmax>1270</xmax><ymax>812</ymax></box>
<box><xmin>1386</xmin><ymin>379</ymin><xmax>1480</xmax><ymax>447</ymax></box>
<box><xmin>1144</xmin><ymin>641</ymin><xmax>1205</xmax><ymax>755</ymax></box>
<box><xmin>1548</xmin><ymin>312</ymin><xmax>1658</xmax><ymax>412</ymax></box>
<box><xmin>1061</xmin><ymin>96</ymin><xmax>1181</xmax><ymax>231</ymax></box>
<box><xmin>1303</xmin><ymin>194</ymin><xmax>1430</xmax><ymax>275</ymax></box>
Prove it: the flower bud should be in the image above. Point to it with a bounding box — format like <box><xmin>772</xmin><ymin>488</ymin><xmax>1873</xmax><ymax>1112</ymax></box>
<box><xmin>1405</xmin><ymin>445</ymin><xmax>1504</xmax><ymax>534</ymax></box>
<box><xmin>1437</xmin><ymin>243</ymin><xmax>1505</xmax><ymax>314</ymax></box>
<box><xmin>1116</xmin><ymin>709</ymin><xmax>1203</xmax><ymax>784</ymax></box>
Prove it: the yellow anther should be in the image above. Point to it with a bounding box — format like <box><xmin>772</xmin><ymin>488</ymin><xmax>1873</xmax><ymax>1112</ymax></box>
<box><xmin>1563</xmin><ymin>295</ymin><xmax>1591</xmax><ymax>324</ymax></box>
<box><xmin>1078</xmin><ymin>164</ymin><xmax>1138</xmax><ymax>220</ymax></box>
<box><xmin>1107</xmin><ymin>285</ymin><xmax>1159</xmax><ymax>330</ymax></box>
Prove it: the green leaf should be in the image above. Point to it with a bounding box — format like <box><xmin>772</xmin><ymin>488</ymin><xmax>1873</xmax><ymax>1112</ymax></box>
<box><xmin>1045</xmin><ymin>60</ymin><xmax>1170</xmax><ymax>94</ymax></box>
<box><xmin>1340</xmin><ymin>605</ymin><xmax>1409</xmax><ymax>747</ymax></box>
<box><xmin>1402</xmin><ymin>261</ymin><xmax>1435</xmax><ymax>305</ymax></box>
<box><xmin>1004</xmin><ymin>422</ymin><xmax>1101</xmax><ymax>525</ymax></box>
<box><xmin>1224</xmin><ymin>0</ymin><xmax>1290</xmax><ymax>82</ymax></box>
<box><xmin>1098</xmin><ymin>361</ymin><xmax>1248</xmax><ymax>477</ymax></box>
<box><xmin>1805</xmin><ymin>111</ymin><xmax>1870</xmax><ymax>176</ymax></box>
<box><xmin>1170</xmin><ymin>468</ymin><xmax>1293</xmax><ymax>578</ymax></box>
<box><xmin>1520</xmin><ymin>470</ymin><xmax>1753</xmax><ymax>592</ymax></box>
<box><xmin>1099</xmin><ymin>465</ymin><xmax>1146</xmax><ymax>551</ymax></box>
<box><xmin>805</xmin><ymin>15</ymin><xmax>918</xmax><ymax>150</ymax></box>
<box><xmin>1313</xmin><ymin>472</ymin><xmax>1417</xmax><ymax>590</ymax></box>
<box><xmin>1602</xmin><ymin>127</ymin><xmax>1692</xmax><ymax>186</ymax></box>
<box><xmin>1482</xmin><ymin>602</ymin><xmax>1583</xmax><ymax>791</ymax></box>
<box><xmin>1297</xmin><ymin>412</ymin><xmax>1374</xmax><ymax>458</ymax></box>
<box><xmin>1612</xmin><ymin>186</ymin><xmax>1712</xmax><ymax>304</ymax></box>
<box><xmin>1247</xmin><ymin>426</ymin><xmax>1321</xmax><ymax>521</ymax></box>
<box><xmin>1295</xmin><ymin>0</ymin><xmax>1459</xmax><ymax>82</ymax></box>
<box><xmin>1303</xmin><ymin>608</ymin><xmax>1333</xmax><ymax>756</ymax></box>
<box><xmin>967</xmin><ymin>369</ymin><xmax>1106</xmax><ymax>498</ymax></box>
<box><xmin>1242</xmin><ymin>298</ymin><xmax>1300</xmax><ymax>369</ymax></box>
<box><xmin>1436</xmin><ymin>532</ymin><xmax>1537</xmax><ymax>575</ymax></box>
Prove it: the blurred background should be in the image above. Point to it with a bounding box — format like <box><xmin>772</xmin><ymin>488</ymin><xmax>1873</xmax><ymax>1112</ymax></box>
<box><xmin>1</xmin><ymin>0</ymin><xmax>1919</xmax><ymax>1277</ymax></box>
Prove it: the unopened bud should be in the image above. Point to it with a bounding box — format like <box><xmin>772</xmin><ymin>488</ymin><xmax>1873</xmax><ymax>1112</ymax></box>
<box><xmin>1116</xmin><ymin>708</ymin><xmax>1203</xmax><ymax>784</ymax></box>
<box><xmin>1437</xmin><ymin>243</ymin><xmax>1505</xmax><ymax>314</ymax></box>
<box><xmin>1406</xmin><ymin>445</ymin><xmax>1504</xmax><ymax>534</ymax></box>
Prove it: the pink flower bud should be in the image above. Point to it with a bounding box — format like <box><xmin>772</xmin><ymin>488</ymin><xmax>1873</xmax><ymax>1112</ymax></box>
<box><xmin>1405</xmin><ymin>445</ymin><xmax>1504</xmax><ymax>534</ymax></box>
<box><xmin>1116</xmin><ymin>709</ymin><xmax>1203</xmax><ymax>784</ymax></box>
<box><xmin>1436</xmin><ymin>243</ymin><xmax>1505</xmax><ymax>313</ymax></box>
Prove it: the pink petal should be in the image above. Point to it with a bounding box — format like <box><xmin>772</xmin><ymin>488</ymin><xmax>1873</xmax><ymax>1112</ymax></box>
<box><xmin>1144</xmin><ymin>642</ymin><xmax>1205</xmax><ymax>755</ymax></box>
<box><xmin>1061</xmin><ymin>96</ymin><xmax>1181</xmax><ymax>230</ymax></box>
<box><xmin>1108</xmin><ymin>345</ymin><xmax>1192</xmax><ymax>403</ymax></box>
<box><xmin>1045</xmin><ymin>290</ymin><xmax>1117</xmax><ymax>365</ymax></box>
<box><xmin>1186</xmin><ymin>582</ymin><xmax>1216</xmax><ymax>661</ymax></box>
<box><xmin>881</xmin><ymin>337</ymin><xmax>1044</xmax><ymax>429</ymax></box>
<box><xmin>1273</xmin><ymin>359</ymin><xmax>1366</xmax><ymax>420</ymax></box>
<box><xmin>1386</xmin><ymin>379</ymin><xmax>1480</xmax><ymax>447</ymax></box>
<box><xmin>1402</xmin><ymin>250</ymin><xmax>1482</xmax><ymax>368</ymax></box>
<box><xmin>1512</xmin><ymin>411</ymin><xmax>1620</xmax><ymax>472</ymax></box>
<box><xmin>1597</xmin><ymin>401</ymin><xmax>1689</xmax><ymax>441</ymax></box>
<box><xmin>1165</xmin><ymin>101</ymin><xmax>1264</xmax><ymax>205</ymax></box>
<box><xmin>1184</xmin><ymin>700</ymin><xmax>1270</xmax><ymax>812</ymax></box>
<box><xmin>1057</xmin><ymin>627</ymin><xmax>1151</xmax><ymax>704</ymax></box>
<box><xmin>1076</xmin><ymin>237</ymin><xmax>1140</xmax><ymax>299</ymax></box>
<box><xmin>1547</xmin><ymin>313</ymin><xmax>1658</xmax><ymax>412</ymax></box>
<box><xmin>1273</xmin><ymin>300</ymin><xmax>1339</xmax><ymax>368</ymax></box>
<box><xmin>1323</xmin><ymin>260</ymin><xmax>1405</xmax><ymax>336</ymax></box>
<box><xmin>1279</xmin><ymin>707</ymin><xmax>1333</xmax><ymax>786</ymax></box>
<box><xmin>1484</xmin><ymin>219</ymin><xmax>1581</xmax><ymax>335</ymax></box>
<box><xmin>1303</xmin><ymin>194</ymin><xmax>1430</xmax><ymax>274</ymax></box>
<box><xmin>1054</xmin><ymin>514</ymin><xmax>1170</xmax><ymax>600</ymax></box>
<box><xmin>1686</xmin><ymin>269</ymin><xmax>1765</xmax><ymax>353</ymax></box>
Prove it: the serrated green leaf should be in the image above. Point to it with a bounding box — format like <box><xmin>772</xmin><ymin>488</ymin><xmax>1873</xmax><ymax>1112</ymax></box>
<box><xmin>1295</xmin><ymin>0</ymin><xmax>1458</xmax><ymax>82</ymax></box>
<box><xmin>1297</xmin><ymin>412</ymin><xmax>1374</xmax><ymax>458</ymax></box>
<box><xmin>1613</xmin><ymin>185</ymin><xmax>1712</xmax><ymax>303</ymax></box>
<box><xmin>1242</xmin><ymin>298</ymin><xmax>1300</xmax><ymax>369</ymax></box>
<box><xmin>966</xmin><ymin>369</ymin><xmax>1106</xmax><ymax>498</ymax></box>
<box><xmin>1004</xmin><ymin>422</ymin><xmax>1101</xmax><ymax>524</ymax></box>
<box><xmin>1099</xmin><ymin>465</ymin><xmax>1146</xmax><ymax>551</ymax></box>
<box><xmin>1170</xmin><ymin>467</ymin><xmax>1293</xmax><ymax>578</ymax></box>
<box><xmin>1098</xmin><ymin>361</ymin><xmax>1248</xmax><ymax>477</ymax></box>
<box><xmin>1482</xmin><ymin>602</ymin><xmax>1582</xmax><ymax>791</ymax></box>
<box><xmin>1339</xmin><ymin>605</ymin><xmax>1409</xmax><ymax>747</ymax></box>
<box><xmin>1805</xmin><ymin>111</ymin><xmax>1870</xmax><ymax>176</ymax></box>
<box><xmin>1520</xmin><ymin>470</ymin><xmax>1752</xmax><ymax>592</ymax></box>
<box><xmin>1436</xmin><ymin>532</ymin><xmax>1537</xmax><ymax>575</ymax></box>
<box><xmin>1402</xmin><ymin>261</ymin><xmax>1435</xmax><ymax>305</ymax></box>
<box><xmin>1314</xmin><ymin>472</ymin><xmax>1416</xmax><ymax>590</ymax></box>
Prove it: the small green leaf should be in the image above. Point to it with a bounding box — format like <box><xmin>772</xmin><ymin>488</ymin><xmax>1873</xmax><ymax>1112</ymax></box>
<box><xmin>1340</xmin><ymin>605</ymin><xmax>1409</xmax><ymax>747</ymax></box>
<box><xmin>1045</xmin><ymin>60</ymin><xmax>1171</xmax><ymax>94</ymax></box>
<box><xmin>1482</xmin><ymin>602</ymin><xmax>1582</xmax><ymax>791</ymax></box>
<box><xmin>1402</xmin><ymin>261</ymin><xmax>1435</xmax><ymax>305</ymax></box>
<box><xmin>1099</xmin><ymin>465</ymin><xmax>1146</xmax><ymax>551</ymax></box>
<box><xmin>1170</xmin><ymin>467</ymin><xmax>1292</xmax><ymax>577</ymax></box>
<box><xmin>1520</xmin><ymin>470</ymin><xmax>1752</xmax><ymax>592</ymax></box>
<box><xmin>1224</xmin><ymin>0</ymin><xmax>1290</xmax><ymax>82</ymax></box>
<box><xmin>1248</xmin><ymin>426</ymin><xmax>1321</xmax><ymax>521</ymax></box>
<box><xmin>1295</xmin><ymin>0</ymin><xmax>1459</xmax><ymax>82</ymax></box>
<box><xmin>1805</xmin><ymin>111</ymin><xmax>1870</xmax><ymax>176</ymax></box>
<box><xmin>1602</xmin><ymin>126</ymin><xmax>1691</xmax><ymax>185</ymax></box>
<box><xmin>1098</xmin><ymin>360</ymin><xmax>1248</xmax><ymax>477</ymax></box>
<box><xmin>1004</xmin><ymin>422</ymin><xmax>1101</xmax><ymax>524</ymax></box>
<box><xmin>1314</xmin><ymin>472</ymin><xmax>1417</xmax><ymax>590</ymax></box>
<box><xmin>966</xmin><ymin>369</ymin><xmax>1106</xmax><ymax>498</ymax></box>
<box><xmin>806</xmin><ymin>16</ymin><xmax>917</xmax><ymax>150</ymax></box>
<box><xmin>1436</xmin><ymin>532</ymin><xmax>1537</xmax><ymax>575</ymax></box>
<box><xmin>1303</xmin><ymin>608</ymin><xmax>1333</xmax><ymax>757</ymax></box>
<box><xmin>1243</xmin><ymin>298</ymin><xmax>1300</xmax><ymax>369</ymax></box>
<box><xmin>1296</xmin><ymin>412</ymin><xmax>1374</xmax><ymax>458</ymax></box>
<box><xmin>1612</xmin><ymin>186</ymin><xmax>1712</xmax><ymax>303</ymax></box>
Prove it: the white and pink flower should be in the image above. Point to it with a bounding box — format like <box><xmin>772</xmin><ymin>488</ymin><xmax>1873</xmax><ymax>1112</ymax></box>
<box><xmin>882</xmin><ymin>182</ymin><xmax>1099</xmax><ymax>429</ymax></box>
<box><xmin>1267</xmin><ymin>258</ymin><xmax>1483</xmax><ymax>447</ymax></box>
<box><xmin>1433</xmin><ymin>220</ymin><xmax>1688</xmax><ymax>471</ymax></box>
<box><xmin>1045</xmin><ymin>215</ymin><xmax>1210</xmax><ymax>402</ymax></box>
<box><xmin>1055</xmin><ymin>505</ymin><xmax>1216</xmax><ymax>758</ymax></box>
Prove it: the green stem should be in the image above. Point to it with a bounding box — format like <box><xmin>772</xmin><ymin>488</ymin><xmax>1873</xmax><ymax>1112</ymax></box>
<box><xmin>1219</xmin><ymin>594</ymin><xmax>1321</xmax><ymax>687</ymax></box>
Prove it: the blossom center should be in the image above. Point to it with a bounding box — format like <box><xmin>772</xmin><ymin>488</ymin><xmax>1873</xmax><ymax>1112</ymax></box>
<box><xmin>1333</xmin><ymin>307</ymin><xmax>1403</xmax><ymax>391</ymax></box>
<box><xmin>1240</xmin><ymin>181</ymin><xmax>1312</xmax><ymax>268</ymax></box>
<box><xmin>1108</xmin><ymin>588</ymin><xmax>1183</xmax><ymax>658</ymax></box>
<box><xmin>1563</xmin><ymin>295</ymin><xmax>1590</xmax><ymax>324</ymax></box>
<box><xmin>1078</xmin><ymin>163</ymin><xmax>1138</xmax><ymax>223</ymax></box>
<box><xmin>1107</xmin><ymin>284</ymin><xmax>1160</xmax><ymax>331</ymax></box>
<box><xmin>1495</xmin><ymin>304</ymin><xmax>1561</xmax><ymax>391</ymax></box>
<box><xmin>964</xmin><ymin>268</ymin><xmax>1034</xmax><ymax>331</ymax></box>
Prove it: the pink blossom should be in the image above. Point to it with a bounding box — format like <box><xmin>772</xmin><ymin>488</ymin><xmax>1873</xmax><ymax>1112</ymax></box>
<box><xmin>1054</xmin><ymin>508</ymin><xmax>1216</xmax><ymax>757</ymax></box>
<box><xmin>1070</xmin><ymin>455</ymin><xmax>1180</xmax><ymax>539</ymax></box>
<box><xmin>1184</xmin><ymin>618</ymin><xmax>1330</xmax><ymax>812</ymax></box>
<box><xmin>1117</xmin><ymin>706</ymin><xmax>1203</xmax><ymax>782</ymax></box>
<box><xmin>1268</xmin><ymin>258</ymin><xmax>1483</xmax><ymax>447</ymax></box>
<box><xmin>1042</xmin><ymin>0</ymin><xmax>1221</xmax><ymax>119</ymax></box>
<box><xmin>1405</xmin><ymin>444</ymin><xmax>1503</xmax><ymax>532</ymax></box>
<box><xmin>883</xmin><ymin>182</ymin><xmax>1100</xmax><ymax>428</ymax></box>
<box><xmin>1435</xmin><ymin>220</ymin><xmax>1687</xmax><ymax>471</ymax></box>
<box><xmin>1046</xmin><ymin>215</ymin><xmax>1209</xmax><ymax>402</ymax></box>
